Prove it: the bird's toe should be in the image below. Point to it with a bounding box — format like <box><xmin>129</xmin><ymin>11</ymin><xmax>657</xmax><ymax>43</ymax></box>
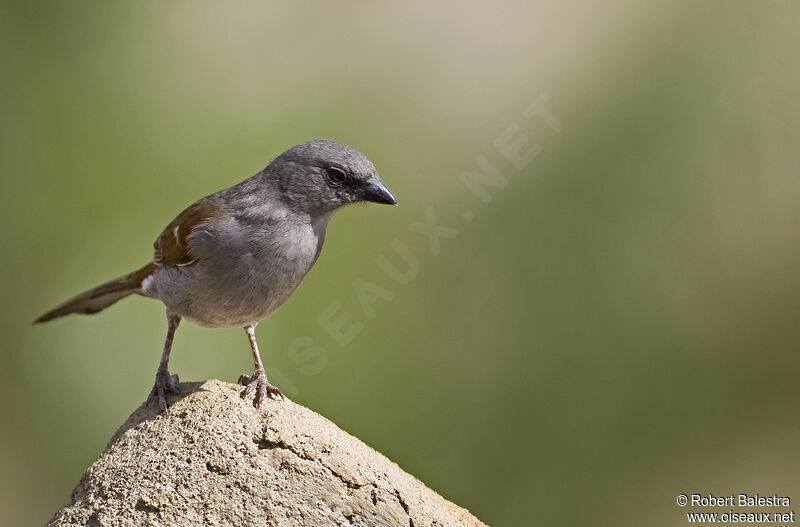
<box><xmin>239</xmin><ymin>370</ymin><xmax>282</xmax><ymax>407</ymax></box>
<box><xmin>147</xmin><ymin>370</ymin><xmax>180</xmax><ymax>412</ymax></box>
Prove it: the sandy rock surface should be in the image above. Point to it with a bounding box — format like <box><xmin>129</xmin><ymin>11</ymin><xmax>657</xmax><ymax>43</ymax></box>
<box><xmin>47</xmin><ymin>379</ymin><xmax>487</xmax><ymax>527</ymax></box>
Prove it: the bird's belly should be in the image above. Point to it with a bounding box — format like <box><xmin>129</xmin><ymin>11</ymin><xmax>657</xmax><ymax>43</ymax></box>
<box><xmin>150</xmin><ymin>254</ymin><xmax>312</xmax><ymax>328</ymax></box>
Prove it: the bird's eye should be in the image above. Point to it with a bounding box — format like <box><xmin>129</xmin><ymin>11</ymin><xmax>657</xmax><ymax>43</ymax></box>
<box><xmin>326</xmin><ymin>167</ymin><xmax>347</xmax><ymax>185</ymax></box>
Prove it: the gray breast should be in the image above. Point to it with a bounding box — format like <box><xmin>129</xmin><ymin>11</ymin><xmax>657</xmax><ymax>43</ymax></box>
<box><xmin>150</xmin><ymin>209</ymin><xmax>327</xmax><ymax>328</ymax></box>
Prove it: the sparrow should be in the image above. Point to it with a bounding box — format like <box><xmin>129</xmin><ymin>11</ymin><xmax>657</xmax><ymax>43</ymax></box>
<box><xmin>35</xmin><ymin>140</ymin><xmax>397</xmax><ymax>411</ymax></box>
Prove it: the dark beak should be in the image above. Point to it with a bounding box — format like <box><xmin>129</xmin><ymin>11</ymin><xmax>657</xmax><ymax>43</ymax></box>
<box><xmin>361</xmin><ymin>178</ymin><xmax>397</xmax><ymax>205</ymax></box>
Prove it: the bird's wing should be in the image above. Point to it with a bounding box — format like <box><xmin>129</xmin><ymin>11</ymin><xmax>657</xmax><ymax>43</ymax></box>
<box><xmin>153</xmin><ymin>199</ymin><xmax>222</xmax><ymax>267</ymax></box>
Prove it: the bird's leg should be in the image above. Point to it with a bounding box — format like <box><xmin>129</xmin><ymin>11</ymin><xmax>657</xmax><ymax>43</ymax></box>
<box><xmin>238</xmin><ymin>324</ymin><xmax>283</xmax><ymax>406</ymax></box>
<box><xmin>146</xmin><ymin>311</ymin><xmax>181</xmax><ymax>412</ymax></box>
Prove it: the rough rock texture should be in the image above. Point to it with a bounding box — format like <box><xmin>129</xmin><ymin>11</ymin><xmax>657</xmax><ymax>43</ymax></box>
<box><xmin>47</xmin><ymin>380</ymin><xmax>487</xmax><ymax>527</ymax></box>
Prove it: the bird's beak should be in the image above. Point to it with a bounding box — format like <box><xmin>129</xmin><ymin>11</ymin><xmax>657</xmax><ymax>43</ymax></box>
<box><xmin>360</xmin><ymin>178</ymin><xmax>397</xmax><ymax>205</ymax></box>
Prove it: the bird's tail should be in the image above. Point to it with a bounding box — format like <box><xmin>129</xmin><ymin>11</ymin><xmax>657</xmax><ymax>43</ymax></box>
<box><xmin>34</xmin><ymin>263</ymin><xmax>156</xmax><ymax>323</ymax></box>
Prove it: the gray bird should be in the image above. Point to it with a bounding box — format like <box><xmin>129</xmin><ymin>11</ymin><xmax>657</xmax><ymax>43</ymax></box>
<box><xmin>35</xmin><ymin>140</ymin><xmax>396</xmax><ymax>411</ymax></box>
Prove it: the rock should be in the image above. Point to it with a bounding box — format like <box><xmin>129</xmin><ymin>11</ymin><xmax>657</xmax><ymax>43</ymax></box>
<box><xmin>47</xmin><ymin>379</ymin><xmax>487</xmax><ymax>527</ymax></box>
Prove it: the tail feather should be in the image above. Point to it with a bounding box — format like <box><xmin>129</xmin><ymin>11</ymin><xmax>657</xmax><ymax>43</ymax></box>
<box><xmin>35</xmin><ymin>263</ymin><xmax>156</xmax><ymax>323</ymax></box>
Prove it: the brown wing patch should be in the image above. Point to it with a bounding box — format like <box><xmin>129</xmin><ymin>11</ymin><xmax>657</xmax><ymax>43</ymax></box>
<box><xmin>154</xmin><ymin>201</ymin><xmax>220</xmax><ymax>267</ymax></box>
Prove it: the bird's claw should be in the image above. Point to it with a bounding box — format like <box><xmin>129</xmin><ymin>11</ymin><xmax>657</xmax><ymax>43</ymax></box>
<box><xmin>146</xmin><ymin>370</ymin><xmax>180</xmax><ymax>412</ymax></box>
<box><xmin>238</xmin><ymin>370</ymin><xmax>283</xmax><ymax>407</ymax></box>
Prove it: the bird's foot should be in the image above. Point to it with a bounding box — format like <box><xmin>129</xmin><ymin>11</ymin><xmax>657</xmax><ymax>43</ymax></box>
<box><xmin>146</xmin><ymin>369</ymin><xmax>180</xmax><ymax>412</ymax></box>
<box><xmin>238</xmin><ymin>369</ymin><xmax>283</xmax><ymax>407</ymax></box>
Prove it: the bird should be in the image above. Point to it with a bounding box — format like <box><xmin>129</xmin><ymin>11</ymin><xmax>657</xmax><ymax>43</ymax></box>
<box><xmin>35</xmin><ymin>140</ymin><xmax>396</xmax><ymax>411</ymax></box>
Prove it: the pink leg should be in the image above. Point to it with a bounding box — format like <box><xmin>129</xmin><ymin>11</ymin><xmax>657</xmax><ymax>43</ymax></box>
<box><xmin>238</xmin><ymin>324</ymin><xmax>283</xmax><ymax>406</ymax></box>
<box><xmin>146</xmin><ymin>311</ymin><xmax>181</xmax><ymax>412</ymax></box>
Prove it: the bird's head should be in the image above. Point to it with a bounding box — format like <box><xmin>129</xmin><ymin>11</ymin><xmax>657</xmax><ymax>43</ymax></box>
<box><xmin>267</xmin><ymin>139</ymin><xmax>396</xmax><ymax>215</ymax></box>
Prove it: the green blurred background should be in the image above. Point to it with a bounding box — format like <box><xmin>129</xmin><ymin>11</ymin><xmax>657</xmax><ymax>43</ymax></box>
<box><xmin>3</xmin><ymin>2</ymin><xmax>800</xmax><ymax>526</ymax></box>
